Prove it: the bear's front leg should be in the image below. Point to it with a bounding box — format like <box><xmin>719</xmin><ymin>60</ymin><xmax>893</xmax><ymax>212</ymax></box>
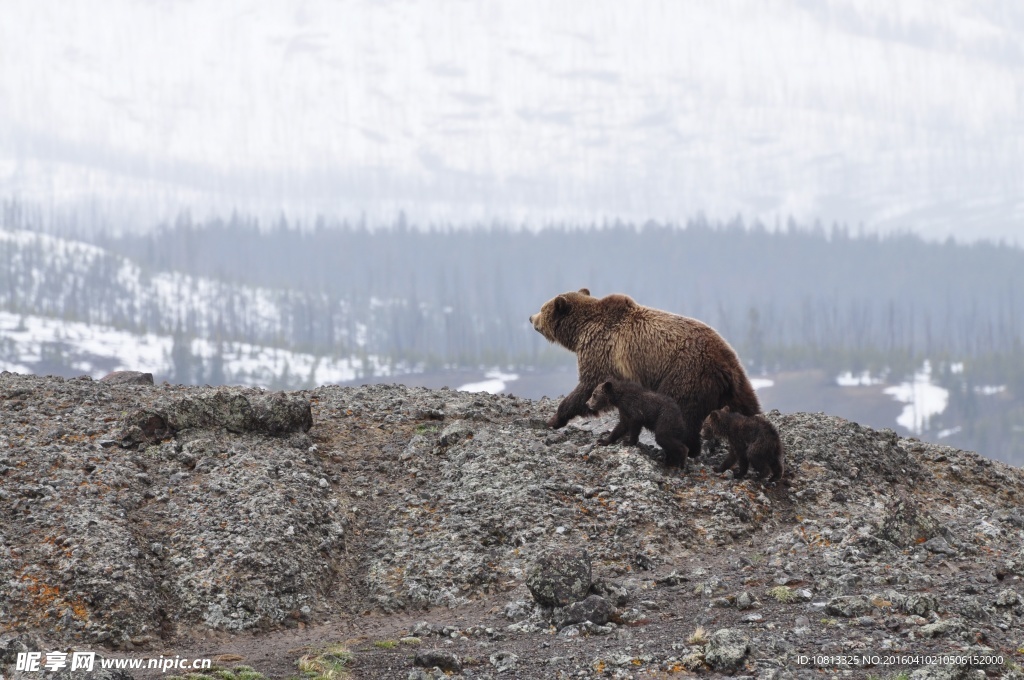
<box><xmin>597</xmin><ymin>418</ymin><xmax>630</xmax><ymax>445</ymax></box>
<box><xmin>548</xmin><ymin>381</ymin><xmax>596</xmax><ymax>428</ymax></box>
<box><xmin>715</xmin><ymin>449</ymin><xmax>737</xmax><ymax>475</ymax></box>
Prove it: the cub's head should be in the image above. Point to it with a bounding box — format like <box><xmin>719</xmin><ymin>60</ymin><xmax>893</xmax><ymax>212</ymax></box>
<box><xmin>700</xmin><ymin>405</ymin><xmax>731</xmax><ymax>439</ymax></box>
<box><xmin>528</xmin><ymin>288</ymin><xmax>592</xmax><ymax>348</ymax></box>
<box><xmin>586</xmin><ymin>379</ymin><xmax>617</xmax><ymax>413</ymax></box>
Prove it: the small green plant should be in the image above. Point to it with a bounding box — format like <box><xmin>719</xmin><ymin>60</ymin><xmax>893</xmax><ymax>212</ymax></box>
<box><xmin>415</xmin><ymin>423</ymin><xmax>440</xmax><ymax>434</ymax></box>
<box><xmin>296</xmin><ymin>643</ymin><xmax>353</xmax><ymax>679</ymax></box>
<box><xmin>372</xmin><ymin>640</ymin><xmax>398</xmax><ymax>649</ymax></box>
<box><xmin>889</xmin><ymin>673</ymin><xmax>912</xmax><ymax>680</ymax></box>
<box><xmin>748</xmin><ymin>552</ymin><xmax>765</xmax><ymax>565</ymax></box>
<box><xmin>212</xmin><ymin>669</ymin><xmax>266</xmax><ymax>680</ymax></box>
<box><xmin>231</xmin><ymin>668</ymin><xmax>265</xmax><ymax>680</ymax></box>
<box><xmin>766</xmin><ymin>585</ymin><xmax>796</xmax><ymax>603</ymax></box>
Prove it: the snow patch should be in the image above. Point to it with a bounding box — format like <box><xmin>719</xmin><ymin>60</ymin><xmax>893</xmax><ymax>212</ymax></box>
<box><xmin>836</xmin><ymin>371</ymin><xmax>884</xmax><ymax>387</ymax></box>
<box><xmin>458</xmin><ymin>370</ymin><xmax>519</xmax><ymax>394</ymax></box>
<box><xmin>883</xmin><ymin>360</ymin><xmax>949</xmax><ymax>435</ymax></box>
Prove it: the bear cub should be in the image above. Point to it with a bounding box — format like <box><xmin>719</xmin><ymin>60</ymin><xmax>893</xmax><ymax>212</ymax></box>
<box><xmin>586</xmin><ymin>378</ymin><xmax>690</xmax><ymax>469</ymax></box>
<box><xmin>700</xmin><ymin>406</ymin><xmax>785</xmax><ymax>482</ymax></box>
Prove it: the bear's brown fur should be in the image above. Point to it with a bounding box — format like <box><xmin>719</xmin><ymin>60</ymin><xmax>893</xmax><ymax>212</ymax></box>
<box><xmin>700</xmin><ymin>406</ymin><xmax>785</xmax><ymax>482</ymax></box>
<box><xmin>586</xmin><ymin>378</ymin><xmax>690</xmax><ymax>468</ymax></box>
<box><xmin>529</xmin><ymin>289</ymin><xmax>761</xmax><ymax>459</ymax></box>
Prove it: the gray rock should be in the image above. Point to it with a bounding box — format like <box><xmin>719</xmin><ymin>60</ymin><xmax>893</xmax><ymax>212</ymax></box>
<box><xmin>119</xmin><ymin>388</ymin><xmax>312</xmax><ymax>445</ymax></box>
<box><xmin>489</xmin><ymin>650</ymin><xmax>519</xmax><ymax>673</ymax></box>
<box><xmin>526</xmin><ymin>548</ymin><xmax>592</xmax><ymax>607</ymax></box>
<box><xmin>100</xmin><ymin>371</ymin><xmax>154</xmax><ymax>386</ymax></box>
<box><xmin>591</xmin><ymin>579</ymin><xmax>630</xmax><ymax>606</ymax></box>
<box><xmin>995</xmin><ymin>589</ymin><xmax>1022</xmax><ymax>607</ymax></box>
<box><xmin>919</xmin><ymin>617</ymin><xmax>965</xmax><ymax>638</ymax></box>
<box><xmin>704</xmin><ymin>628</ymin><xmax>750</xmax><ymax>672</ymax></box>
<box><xmin>558</xmin><ymin>594</ymin><xmax>614</xmax><ymax>629</ymax></box>
<box><xmin>922</xmin><ymin>536</ymin><xmax>957</xmax><ymax>555</ymax></box>
<box><xmin>436</xmin><ymin>420</ymin><xmax>474</xmax><ymax>450</ymax></box>
<box><xmin>413</xmin><ymin>649</ymin><xmax>462</xmax><ymax>673</ymax></box>
<box><xmin>826</xmin><ymin>595</ymin><xmax>871</xmax><ymax>617</ymax></box>
<box><xmin>736</xmin><ymin>591</ymin><xmax>757</xmax><ymax>610</ymax></box>
<box><xmin>877</xmin><ymin>496</ymin><xmax>943</xmax><ymax>548</ymax></box>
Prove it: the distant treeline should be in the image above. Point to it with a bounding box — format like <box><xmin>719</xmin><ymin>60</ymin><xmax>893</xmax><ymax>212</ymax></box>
<box><xmin>87</xmin><ymin>212</ymin><xmax>1022</xmax><ymax>384</ymax></box>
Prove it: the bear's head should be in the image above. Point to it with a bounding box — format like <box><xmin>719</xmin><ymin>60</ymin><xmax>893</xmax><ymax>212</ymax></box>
<box><xmin>586</xmin><ymin>379</ymin><xmax>616</xmax><ymax>413</ymax></box>
<box><xmin>529</xmin><ymin>288</ymin><xmax>592</xmax><ymax>348</ymax></box>
<box><xmin>700</xmin><ymin>405</ymin><xmax>731</xmax><ymax>439</ymax></box>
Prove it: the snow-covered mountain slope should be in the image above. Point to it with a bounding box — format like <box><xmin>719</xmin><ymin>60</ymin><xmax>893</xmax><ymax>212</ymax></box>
<box><xmin>0</xmin><ymin>229</ymin><xmax>313</xmax><ymax>343</ymax></box>
<box><xmin>2</xmin><ymin>1</ymin><xmax>1022</xmax><ymax>240</ymax></box>
<box><xmin>0</xmin><ymin>310</ymin><xmax>396</xmax><ymax>388</ymax></box>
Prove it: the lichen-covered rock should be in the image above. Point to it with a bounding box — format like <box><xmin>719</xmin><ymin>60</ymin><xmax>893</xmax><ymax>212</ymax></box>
<box><xmin>489</xmin><ymin>650</ymin><xmax>519</xmax><ymax>673</ymax></box>
<box><xmin>557</xmin><ymin>594</ymin><xmax>614</xmax><ymax>629</ymax></box>
<box><xmin>100</xmin><ymin>371</ymin><xmax>154</xmax><ymax>386</ymax></box>
<box><xmin>118</xmin><ymin>388</ymin><xmax>312</xmax><ymax>446</ymax></box>
<box><xmin>526</xmin><ymin>548</ymin><xmax>592</xmax><ymax>607</ymax></box>
<box><xmin>826</xmin><ymin>595</ymin><xmax>872</xmax><ymax>618</ymax></box>
<box><xmin>413</xmin><ymin>649</ymin><xmax>462</xmax><ymax>672</ymax></box>
<box><xmin>877</xmin><ymin>496</ymin><xmax>943</xmax><ymax>547</ymax></box>
<box><xmin>703</xmin><ymin>628</ymin><xmax>750</xmax><ymax>672</ymax></box>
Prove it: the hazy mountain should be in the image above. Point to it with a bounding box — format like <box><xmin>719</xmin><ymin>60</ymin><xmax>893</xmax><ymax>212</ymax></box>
<box><xmin>3</xmin><ymin>0</ymin><xmax>1023</xmax><ymax>240</ymax></box>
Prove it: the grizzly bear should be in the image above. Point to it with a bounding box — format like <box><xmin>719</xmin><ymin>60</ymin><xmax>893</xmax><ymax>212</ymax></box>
<box><xmin>529</xmin><ymin>289</ymin><xmax>761</xmax><ymax>460</ymax></box>
<box><xmin>586</xmin><ymin>378</ymin><xmax>690</xmax><ymax>468</ymax></box>
<box><xmin>700</xmin><ymin>406</ymin><xmax>785</xmax><ymax>482</ymax></box>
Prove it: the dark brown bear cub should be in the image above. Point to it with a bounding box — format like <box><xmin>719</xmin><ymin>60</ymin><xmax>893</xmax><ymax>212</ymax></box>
<box><xmin>700</xmin><ymin>406</ymin><xmax>785</xmax><ymax>482</ymax></box>
<box><xmin>586</xmin><ymin>378</ymin><xmax>690</xmax><ymax>469</ymax></box>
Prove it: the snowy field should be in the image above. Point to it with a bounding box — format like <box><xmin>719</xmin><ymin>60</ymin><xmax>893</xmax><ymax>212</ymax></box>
<box><xmin>0</xmin><ymin>311</ymin><xmax>399</xmax><ymax>388</ymax></box>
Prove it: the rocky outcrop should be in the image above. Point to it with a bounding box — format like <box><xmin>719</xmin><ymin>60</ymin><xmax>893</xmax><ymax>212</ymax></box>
<box><xmin>3</xmin><ymin>372</ymin><xmax>1024</xmax><ymax>679</ymax></box>
<box><xmin>526</xmin><ymin>548</ymin><xmax>592</xmax><ymax>608</ymax></box>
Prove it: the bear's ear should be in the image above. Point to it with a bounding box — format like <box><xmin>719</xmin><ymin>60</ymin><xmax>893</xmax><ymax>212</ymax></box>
<box><xmin>553</xmin><ymin>295</ymin><xmax>570</xmax><ymax>316</ymax></box>
<box><xmin>720</xmin><ymin>405</ymin><xmax>731</xmax><ymax>413</ymax></box>
<box><xmin>578</xmin><ymin>288</ymin><xmax>591</xmax><ymax>296</ymax></box>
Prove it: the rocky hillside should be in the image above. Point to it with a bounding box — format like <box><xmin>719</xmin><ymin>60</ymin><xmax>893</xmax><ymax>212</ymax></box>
<box><xmin>2</xmin><ymin>371</ymin><xmax>1024</xmax><ymax>679</ymax></box>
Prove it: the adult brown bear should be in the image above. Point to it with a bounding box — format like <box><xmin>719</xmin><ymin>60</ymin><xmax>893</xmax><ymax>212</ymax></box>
<box><xmin>529</xmin><ymin>289</ymin><xmax>760</xmax><ymax>465</ymax></box>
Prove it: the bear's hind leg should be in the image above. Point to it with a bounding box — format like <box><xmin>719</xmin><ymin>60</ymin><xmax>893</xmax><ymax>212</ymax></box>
<box><xmin>731</xmin><ymin>442</ymin><xmax>751</xmax><ymax>479</ymax></box>
<box><xmin>749</xmin><ymin>440</ymin><xmax>784</xmax><ymax>482</ymax></box>
<box><xmin>655</xmin><ymin>430</ymin><xmax>689</xmax><ymax>470</ymax></box>
<box><xmin>682</xmin><ymin>413</ymin><xmax>703</xmax><ymax>458</ymax></box>
<box><xmin>624</xmin><ymin>423</ymin><xmax>643</xmax><ymax>445</ymax></box>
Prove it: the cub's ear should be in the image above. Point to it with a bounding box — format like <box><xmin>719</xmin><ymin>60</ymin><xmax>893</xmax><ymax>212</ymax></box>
<box><xmin>601</xmin><ymin>380</ymin><xmax>614</xmax><ymax>394</ymax></box>
<box><xmin>720</xmin><ymin>405</ymin><xmax>731</xmax><ymax>413</ymax></box>
<box><xmin>578</xmin><ymin>288</ymin><xmax>591</xmax><ymax>296</ymax></box>
<box><xmin>553</xmin><ymin>295</ymin><xmax>570</xmax><ymax>315</ymax></box>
